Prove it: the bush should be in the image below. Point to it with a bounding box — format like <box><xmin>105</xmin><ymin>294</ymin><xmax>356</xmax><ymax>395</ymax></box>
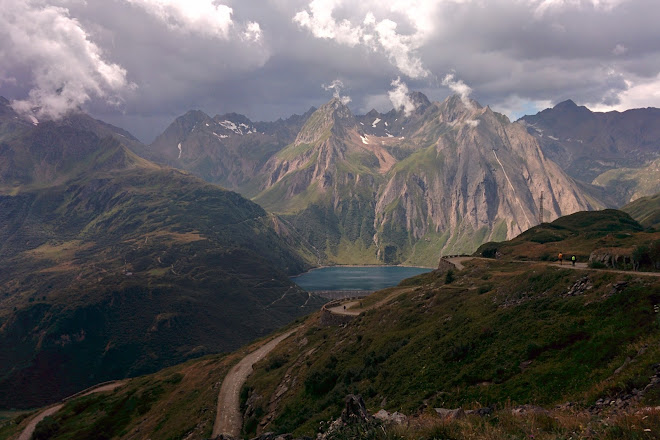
<box><xmin>305</xmin><ymin>369</ymin><xmax>338</xmax><ymax>396</ymax></box>
<box><xmin>445</xmin><ymin>270</ymin><xmax>455</xmax><ymax>284</ymax></box>
<box><xmin>589</xmin><ymin>260</ymin><xmax>607</xmax><ymax>269</ymax></box>
<box><xmin>33</xmin><ymin>416</ymin><xmax>60</xmax><ymax>440</ymax></box>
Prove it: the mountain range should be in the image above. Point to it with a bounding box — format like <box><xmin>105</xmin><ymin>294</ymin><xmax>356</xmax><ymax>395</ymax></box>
<box><xmin>2</xmin><ymin>90</ymin><xmax>660</xmax><ymax>410</ymax></box>
<box><xmin>520</xmin><ymin>100</ymin><xmax>660</xmax><ymax>205</ymax></box>
<box><xmin>8</xmin><ymin>208</ymin><xmax>659</xmax><ymax>440</ymax></box>
<box><xmin>147</xmin><ymin>93</ymin><xmax>614</xmax><ymax>263</ymax></box>
<box><xmin>0</xmin><ymin>99</ymin><xmax>323</xmax><ymax>408</ymax></box>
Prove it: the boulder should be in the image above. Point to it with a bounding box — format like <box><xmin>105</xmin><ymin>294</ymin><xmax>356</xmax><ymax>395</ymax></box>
<box><xmin>434</xmin><ymin>408</ymin><xmax>465</xmax><ymax>420</ymax></box>
<box><xmin>373</xmin><ymin>409</ymin><xmax>407</xmax><ymax>424</ymax></box>
<box><xmin>341</xmin><ymin>394</ymin><xmax>371</xmax><ymax>423</ymax></box>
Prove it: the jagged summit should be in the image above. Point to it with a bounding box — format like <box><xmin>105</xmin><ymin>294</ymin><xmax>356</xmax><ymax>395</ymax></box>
<box><xmin>294</xmin><ymin>97</ymin><xmax>358</xmax><ymax>145</ymax></box>
<box><xmin>407</xmin><ymin>91</ymin><xmax>431</xmax><ymax>113</ymax></box>
<box><xmin>555</xmin><ymin>98</ymin><xmax>578</xmax><ymax>108</ymax></box>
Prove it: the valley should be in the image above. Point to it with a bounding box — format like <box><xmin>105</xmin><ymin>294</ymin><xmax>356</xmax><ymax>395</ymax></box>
<box><xmin>4</xmin><ymin>2</ymin><xmax>660</xmax><ymax>438</ymax></box>
<box><xmin>5</xmin><ymin>219</ymin><xmax>660</xmax><ymax>439</ymax></box>
<box><xmin>2</xmin><ymin>92</ymin><xmax>660</xmax><ymax>439</ymax></box>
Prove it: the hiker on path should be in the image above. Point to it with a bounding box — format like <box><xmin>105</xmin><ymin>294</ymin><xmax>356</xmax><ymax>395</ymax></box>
<box><xmin>572</xmin><ymin>255</ymin><xmax>576</xmax><ymax>266</ymax></box>
<box><xmin>558</xmin><ymin>252</ymin><xmax>563</xmax><ymax>265</ymax></box>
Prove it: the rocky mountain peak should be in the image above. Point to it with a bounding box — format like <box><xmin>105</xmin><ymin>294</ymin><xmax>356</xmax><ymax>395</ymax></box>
<box><xmin>176</xmin><ymin>110</ymin><xmax>213</xmax><ymax>132</ymax></box>
<box><xmin>294</xmin><ymin>97</ymin><xmax>357</xmax><ymax>145</ymax></box>
<box><xmin>213</xmin><ymin>112</ymin><xmax>253</xmax><ymax>127</ymax></box>
<box><xmin>407</xmin><ymin>91</ymin><xmax>431</xmax><ymax>113</ymax></box>
<box><xmin>437</xmin><ymin>94</ymin><xmax>483</xmax><ymax>124</ymax></box>
<box><xmin>323</xmin><ymin>97</ymin><xmax>355</xmax><ymax>120</ymax></box>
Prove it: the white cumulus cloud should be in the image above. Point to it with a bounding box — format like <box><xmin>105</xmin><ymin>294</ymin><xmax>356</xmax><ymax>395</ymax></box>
<box><xmin>123</xmin><ymin>0</ymin><xmax>234</xmax><ymax>38</ymax></box>
<box><xmin>388</xmin><ymin>77</ymin><xmax>416</xmax><ymax>116</ymax></box>
<box><xmin>243</xmin><ymin>21</ymin><xmax>263</xmax><ymax>42</ymax></box>
<box><xmin>322</xmin><ymin>79</ymin><xmax>351</xmax><ymax>104</ymax></box>
<box><xmin>442</xmin><ymin>73</ymin><xmax>474</xmax><ymax>109</ymax></box>
<box><xmin>530</xmin><ymin>0</ymin><xmax>629</xmax><ymax>18</ymax></box>
<box><xmin>612</xmin><ymin>43</ymin><xmax>627</xmax><ymax>55</ymax></box>
<box><xmin>0</xmin><ymin>0</ymin><xmax>133</xmax><ymax>120</ymax></box>
<box><xmin>293</xmin><ymin>0</ymin><xmax>434</xmax><ymax>78</ymax></box>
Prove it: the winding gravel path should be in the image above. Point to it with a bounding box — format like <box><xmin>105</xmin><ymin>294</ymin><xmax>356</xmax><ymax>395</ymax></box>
<box><xmin>212</xmin><ymin>328</ymin><xmax>299</xmax><ymax>438</ymax></box>
<box><xmin>16</xmin><ymin>381</ymin><xmax>125</xmax><ymax>440</ymax></box>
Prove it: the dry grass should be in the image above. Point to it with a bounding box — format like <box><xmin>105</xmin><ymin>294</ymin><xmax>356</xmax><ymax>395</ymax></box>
<box><xmin>387</xmin><ymin>406</ymin><xmax>660</xmax><ymax>439</ymax></box>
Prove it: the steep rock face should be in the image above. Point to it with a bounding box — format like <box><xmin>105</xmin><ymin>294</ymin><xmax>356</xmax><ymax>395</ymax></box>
<box><xmin>0</xmin><ymin>107</ymin><xmax>322</xmax><ymax>408</ymax></box>
<box><xmin>375</xmin><ymin>96</ymin><xmax>597</xmax><ymax>259</ymax></box>
<box><xmin>252</xmin><ymin>94</ymin><xmax>598</xmax><ymax>264</ymax></box>
<box><xmin>254</xmin><ymin>98</ymin><xmax>400</xmax><ymax>262</ymax></box>
<box><xmin>143</xmin><ymin>108</ymin><xmax>314</xmax><ymax>194</ymax></box>
<box><xmin>520</xmin><ymin>101</ymin><xmax>660</xmax><ymax>205</ymax></box>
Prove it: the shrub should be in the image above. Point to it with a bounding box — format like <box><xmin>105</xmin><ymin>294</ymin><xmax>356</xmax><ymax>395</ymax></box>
<box><xmin>445</xmin><ymin>270</ymin><xmax>455</xmax><ymax>284</ymax></box>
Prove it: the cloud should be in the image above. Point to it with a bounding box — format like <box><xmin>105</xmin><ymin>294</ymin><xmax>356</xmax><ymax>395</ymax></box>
<box><xmin>0</xmin><ymin>0</ymin><xmax>133</xmax><ymax>119</ymax></box>
<box><xmin>530</xmin><ymin>0</ymin><xmax>629</xmax><ymax>18</ymax></box>
<box><xmin>293</xmin><ymin>0</ymin><xmax>363</xmax><ymax>46</ymax></box>
<box><xmin>588</xmin><ymin>72</ymin><xmax>660</xmax><ymax>112</ymax></box>
<box><xmin>2</xmin><ymin>0</ymin><xmax>658</xmax><ymax>143</ymax></box>
<box><xmin>442</xmin><ymin>73</ymin><xmax>474</xmax><ymax>108</ymax></box>
<box><xmin>491</xmin><ymin>95</ymin><xmax>553</xmax><ymax>121</ymax></box>
<box><xmin>373</xmin><ymin>19</ymin><xmax>429</xmax><ymax>78</ymax></box>
<box><xmin>243</xmin><ymin>21</ymin><xmax>263</xmax><ymax>42</ymax></box>
<box><xmin>388</xmin><ymin>77</ymin><xmax>416</xmax><ymax>116</ymax></box>
<box><xmin>322</xmin><ymin>79</ymin><xmax>351</xmax><ymax>104</ymax></box>
<box><xmin>612</xmin><ymin>43</ymin><xmax>627</xmax><ymax>55</ymax></box>
<box><xmin>293</xmin><ymin>0</ymin><xmax>432</xmax><ymax>78</ymax></box>
<box><xmin>123</xmin><ymin>0</ymin><xmax>234</xmax><ymax>38</ymax></box>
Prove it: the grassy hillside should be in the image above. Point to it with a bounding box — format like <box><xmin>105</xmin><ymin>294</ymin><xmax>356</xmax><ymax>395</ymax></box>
<box><xmin>242</xmin><ymin>260</ymin><xmax>660</xmax><ymax>437</ymax></box>
<box><xmin>623</xmin><ymin>192</ymin><xmax>660</xmax><ymax>231</ymax></box>
<box><xmin>12</xmin><ymin>257</ymin><xmax>660</xmax><ymax>439</ymax></box>
<box><xmin>0</xmin><ymin>116</ymin><xmax>323</xmax><ymax>409</ymax></box>
<box><xmin>475</xmin><ymin>209</ymin><xmax>656</xmax><ymax>262</ymax></box>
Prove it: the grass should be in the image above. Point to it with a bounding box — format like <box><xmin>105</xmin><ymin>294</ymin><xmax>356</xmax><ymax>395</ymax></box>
<box><xmin>476</xmin><ymin>209</ymin><xmax>659</xmax><ymax>262</ymax></box>
<box><xmin>17</xmin><ymin>352</ymin><xmax>232</xmax><ymax>440</ymax></box>
<box><xmin>624</xmin><ymin>192</ymin><xmax>660</xmax><ymax>231</ymax></box>
<box><xmin>0</xmin><ymin>140</ymin><xmax>324</xmax><ymax>410</ymax></box>
<box><xmin>244</xmin><ymin>259</ymin><xmax>660</xmax><ymax>437</ymax></box>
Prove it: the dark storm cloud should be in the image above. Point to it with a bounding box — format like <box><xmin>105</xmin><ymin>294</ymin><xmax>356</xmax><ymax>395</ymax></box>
<box><xmin>2</xmin><ymin>0</ymin><xmax>659</xmax><ymax>142</ymax></box>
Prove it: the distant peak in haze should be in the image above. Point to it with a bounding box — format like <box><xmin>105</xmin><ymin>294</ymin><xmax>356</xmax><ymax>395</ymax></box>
<box><xmin>556</xmin><ymin>99</ymin><xmax>578</xmax><ymax>108</ymax></box>
<box><xmin>407</xmin><ymin>91</ymin><xmax>431</xmax><ymax>112</ymax></box>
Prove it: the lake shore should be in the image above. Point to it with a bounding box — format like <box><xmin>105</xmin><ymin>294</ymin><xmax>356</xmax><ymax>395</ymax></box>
<box><xmin>290</xmin><ymin>265</ymin><xmax>435</xmax><ymax>292</ymax></box>
<box><xmin>290</xmin><ymin>263</ymin><xmax>436</xmax><ymax>278</ymax></box>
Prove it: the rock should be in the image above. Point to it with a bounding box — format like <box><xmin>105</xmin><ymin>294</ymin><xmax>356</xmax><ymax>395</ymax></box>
<box><xmin>373</xmin><ymin>409</ymin><xmax>407</xmax><ymax>424</ymax></box>
<box><xmin>341</xmin><ymin>394</ymin><xmax>371</xmax><ymax>423</ymax></box>
<box><xmin>247</xmin><ymin>434</ymin><xmax>311</xmax><ymax>440</ymax></box>
<box><xmin>466</xmin><ymin>407</ymin><xmax>493</xmax><ymax>417</ymax></box>
<box><xmin>437</xmin><ymin>258</ymin><xmax>457</xmax><ymax>272</ymax></box>
<box><xmin>434</xmin><ymin>408</ymin><xmax>465</xmax><ymax>420</ymax></box>
<box><xmin>511</xmin><ymin>405</ymin><xmax>548</xmax><ymax>416</ymax></box>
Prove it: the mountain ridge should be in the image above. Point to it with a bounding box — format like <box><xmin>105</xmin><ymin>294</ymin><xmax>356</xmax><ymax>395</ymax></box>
<box><xmin>0</xmin><ymin>103</ymin><xmax>323</xmax><ymax>409</ymax></box>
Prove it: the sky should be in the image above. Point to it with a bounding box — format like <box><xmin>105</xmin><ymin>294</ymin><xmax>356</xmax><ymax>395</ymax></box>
<box><xmin>1</xmin><ymin>0</ymin><xmax>659</xmax><ymax>143</ymax></box>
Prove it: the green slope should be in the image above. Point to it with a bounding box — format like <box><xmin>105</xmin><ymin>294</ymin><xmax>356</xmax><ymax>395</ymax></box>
<box><xmin>0</xmin><ymin>114</ymin><xmax>323</xmax><ymax>409</ymax></box>
<box><xmin>19</xmin><ymin>257</ymin><xmax>660</xmax><ymax>440</ymax></box>
<box><xmin>623</xmin><ymin>192</ymin><xmax>660</xmax><ymax>230</ymax></box>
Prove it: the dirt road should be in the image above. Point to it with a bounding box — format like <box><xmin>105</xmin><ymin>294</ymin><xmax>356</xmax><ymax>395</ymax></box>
<box><xmin>327</xmin><ymin>287</ymin><xmax>414</xmax><ymax>317</ymax></box>
<box><xmin>16</xmin><ymin>381</ymin><xmax>125</xmax><ymax>440</ymax></box>
<box><xmin>212</xmin><ymin>328</ymin><xmax>299</xmax><ymax>438</ymax></box>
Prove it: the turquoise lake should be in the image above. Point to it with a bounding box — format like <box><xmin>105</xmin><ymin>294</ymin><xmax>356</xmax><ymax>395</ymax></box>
<box><xmin>291</xmin><ymin>266</ymin><xmax>433</xmax><ymax>291</ymax></box>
